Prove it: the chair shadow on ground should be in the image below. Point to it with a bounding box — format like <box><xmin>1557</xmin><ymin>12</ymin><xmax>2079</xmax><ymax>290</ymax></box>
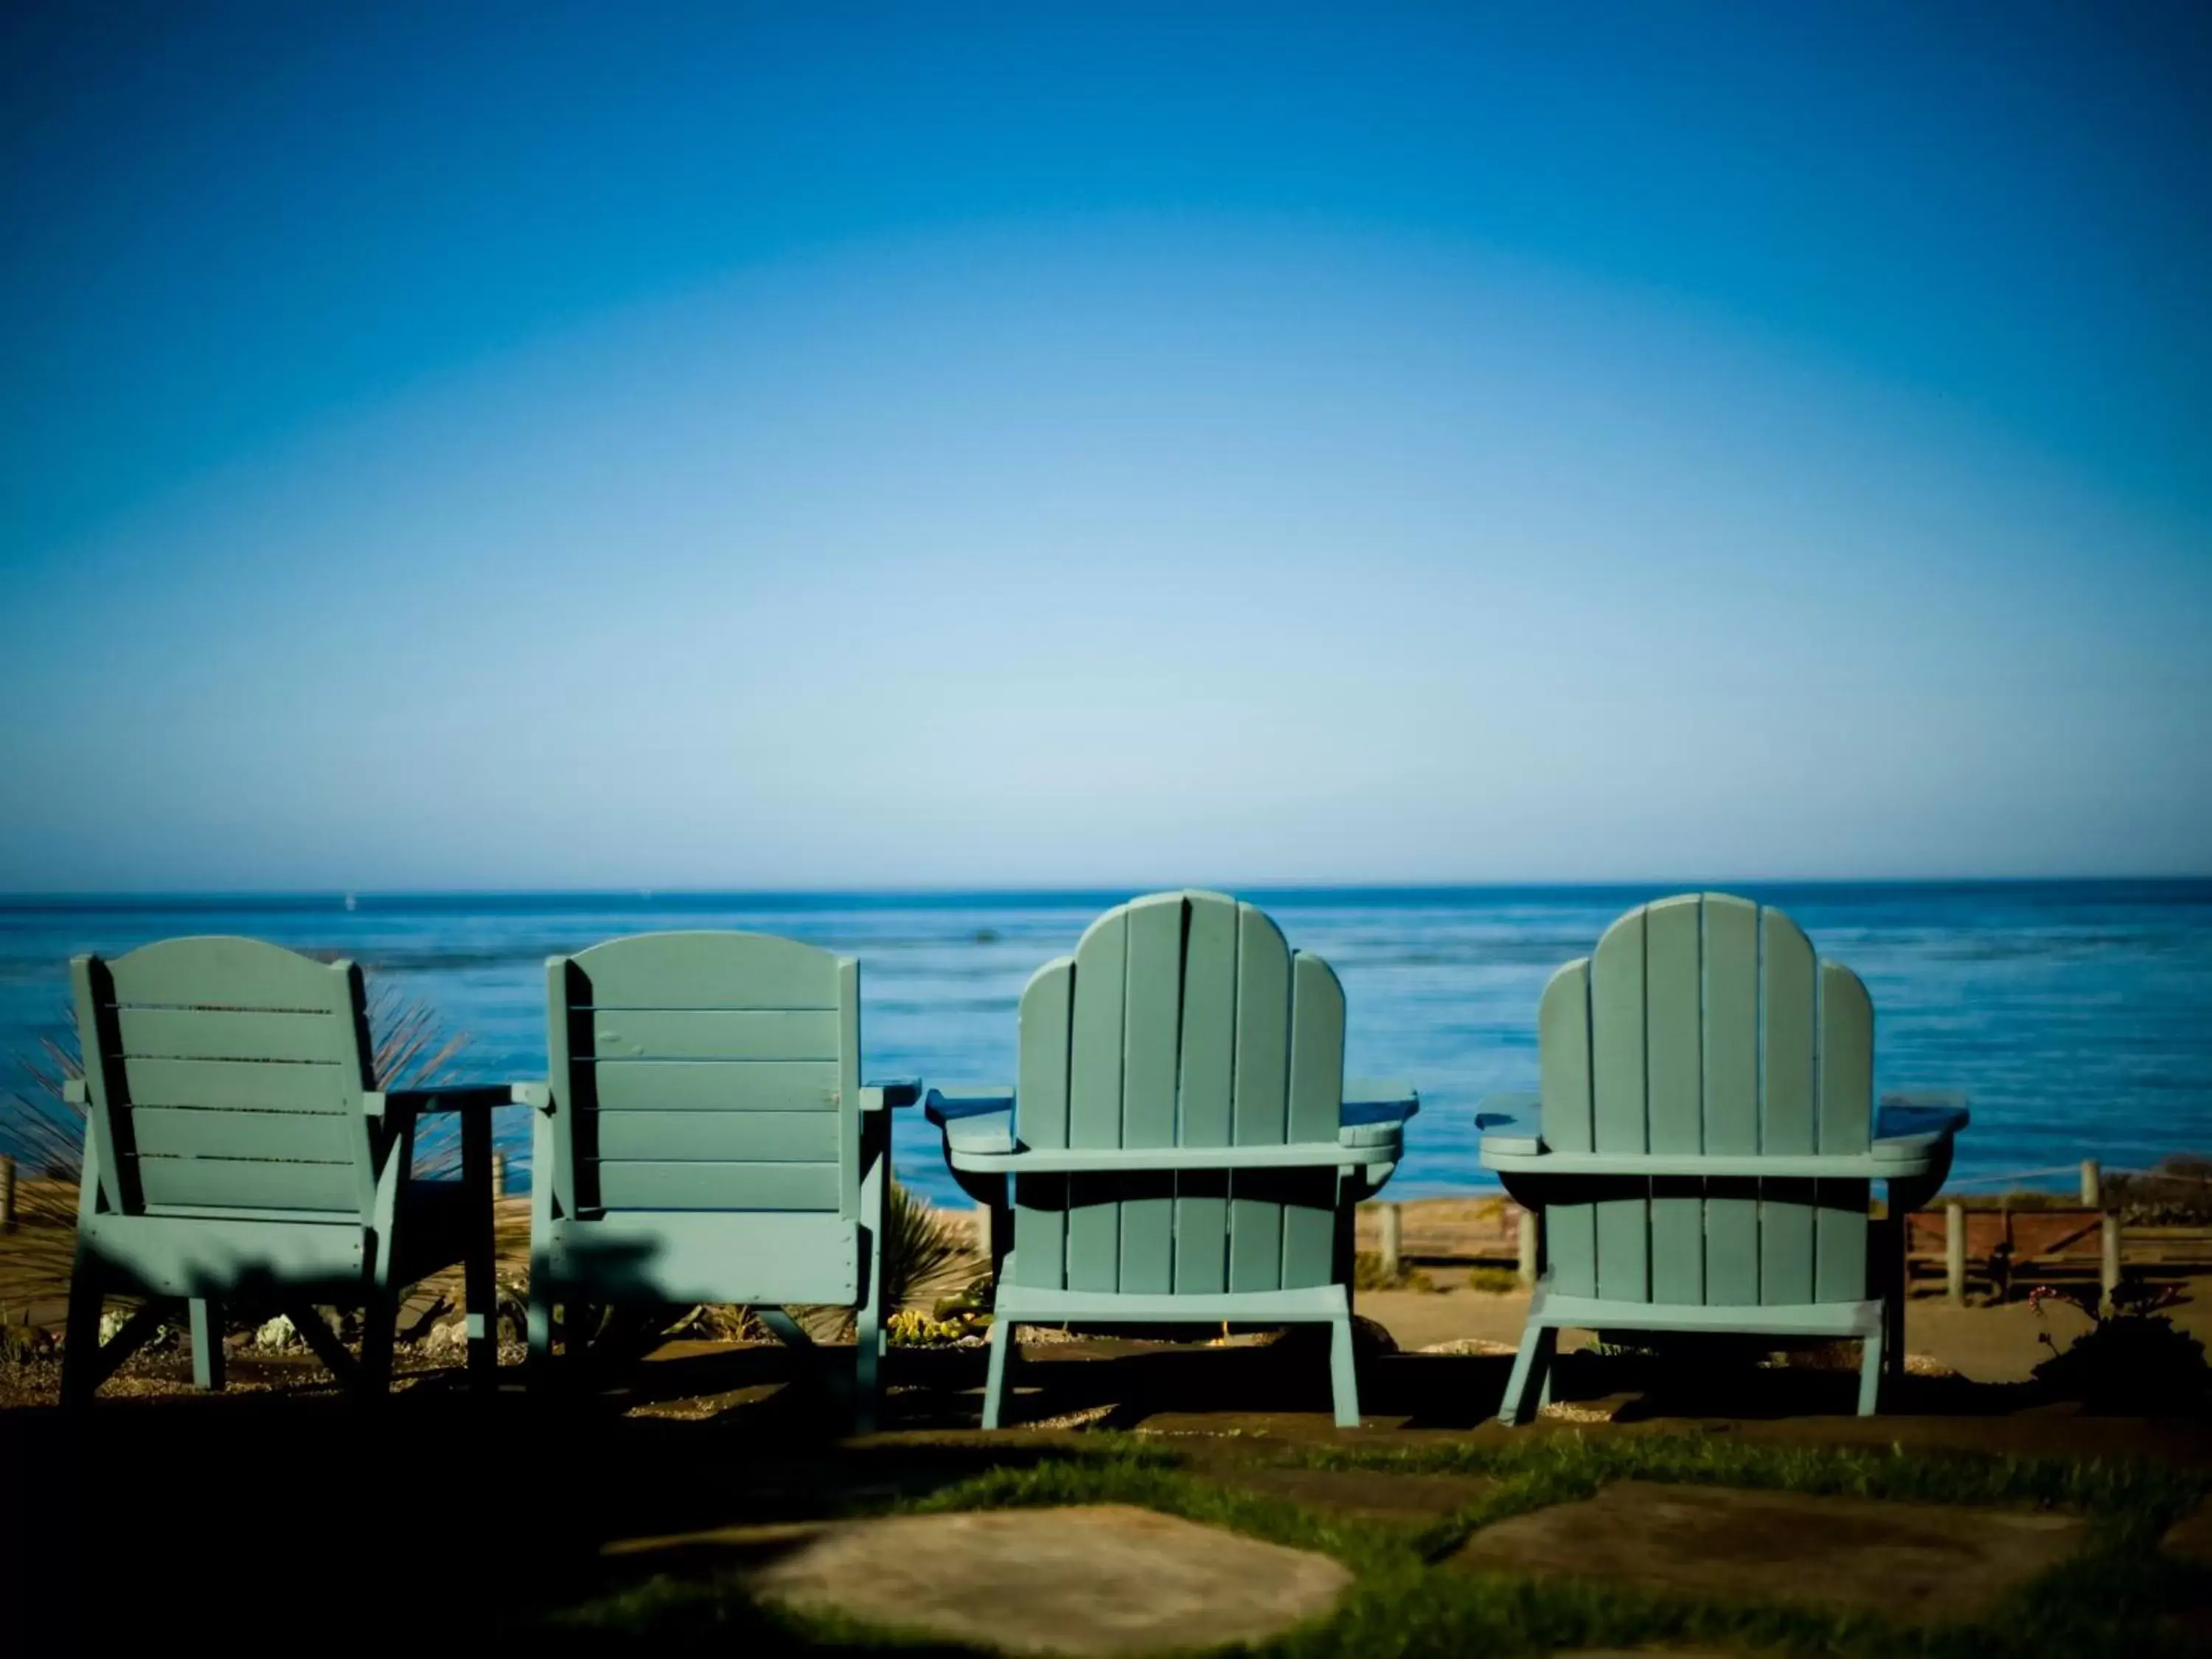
<box><xmin>0</xmin><ymin>1339</ymin><xmax>2090</xmax><ymax>1648</ymax></box>
<box><xmin>1</xmin><ymin>1374</ymin><xmax>1070</xmax><ymax>1647</ymax></box>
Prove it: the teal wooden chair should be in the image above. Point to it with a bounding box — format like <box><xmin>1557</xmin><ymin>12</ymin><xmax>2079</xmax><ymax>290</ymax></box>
<box><xmin>516</xmin><ymin>931</ymin><xmax>917</xmax><ymax>1429</ymax></box>
<box><xmin>1478</xmin><ymin>893</ymin><xmax>1967</xmax><ymax>1423</ymax></box>
<box><xmin>60</xmin><ymin>936</ymin><xmax>505</xmax><ymax>1402</ymax></box>
<box><xmin>927</xmin><ymin>890</ymin><xmax>1417</xmax><ymax>1429</ymax></box>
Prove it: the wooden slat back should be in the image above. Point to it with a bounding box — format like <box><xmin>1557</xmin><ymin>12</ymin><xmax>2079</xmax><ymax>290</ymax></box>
<box><xmin>1703</xmin><ymin>895</ymin><xmax>1762</xmax><ymax>1306</ymax></box>
<box><xmin>1228</xmin><ymin>902</ymin><xmax>1295</xmax><ymax>1293</ymax></box>
<box><xmin>1535</xmin><ymin>959</ymin><xmax>1597</xmax><ymax>1297</ymax></box>
<box><xmin>73</xmin><ymin>937</ymin><xmax>376</xmax><ymax>1220</ymax></box>
<box><xmin>1009</xmin><ymin>891</ymin><xmax>1347</xmax><ymax>1295</ymax></box>
<box><xmin>1010</xmin><ymin>958</ymin><xmax>1074</xmax><ymax>1289</ymax></box>
<box><xmin>551</xmin><ymin>931</ymin><xmax>858</xmax><ymax>1218</ymax></box>
<box><xmin>1534</xmin><ymin>895</ymin><xmax>1878</xmax><ymax>1309</ymax></box>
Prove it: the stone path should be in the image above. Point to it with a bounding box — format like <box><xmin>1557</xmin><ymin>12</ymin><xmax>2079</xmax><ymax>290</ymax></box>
<box><xmin>2163</xmin><ymin>1496</ymin><xmax>2212</xmax><ymax>1563</ymax></box>
<box><xmin>1450</xmin><ymin>1479</ymin><xmax>2087</xmax><ymax>1621</ymax></box>
<box><xmin>745</xmin><ymin>1503</ymin><xmax>1352</xmax><ymax>1655</ymax></box>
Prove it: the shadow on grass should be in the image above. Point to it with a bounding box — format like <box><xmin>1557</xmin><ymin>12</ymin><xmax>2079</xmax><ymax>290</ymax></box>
<box><xmin>11</xmin><ymin>1341</ymin><xmax>2211</xmax><ymax>1653</ymax></box>
<box><xmin>0</xmin><ymin>1377</ymin><xmax>1110</xmax><ymax>1647</ymax></box>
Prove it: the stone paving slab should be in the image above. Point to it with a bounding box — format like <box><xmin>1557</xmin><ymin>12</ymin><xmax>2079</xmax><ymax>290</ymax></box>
<box><xmin>2162</xmin><ymin>1498</ymin><xmax>2212</xmax><ymax>1564</ymax></box>
<box><xmin>1450</xmin><ymin>1480</ymin><xmax>2085</xmax><ymax>1621</ymax></box>
<box><xmin>747</xmin><ymin>1503</ymin><xmax>1352</xmax><ymax>1655</ymax></box>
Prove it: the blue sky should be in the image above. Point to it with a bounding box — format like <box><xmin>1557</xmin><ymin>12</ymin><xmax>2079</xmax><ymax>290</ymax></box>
<box><xmin>3</xmin><ymin>3</ymin><xmax>2207</xmax><ymax>889</ymax></box>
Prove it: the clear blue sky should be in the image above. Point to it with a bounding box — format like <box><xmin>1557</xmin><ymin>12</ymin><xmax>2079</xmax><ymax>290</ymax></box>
<box><xmin>4</xmin><ymin>3</ymin><xmax>2207</xmax><ymax>889</ymax></box>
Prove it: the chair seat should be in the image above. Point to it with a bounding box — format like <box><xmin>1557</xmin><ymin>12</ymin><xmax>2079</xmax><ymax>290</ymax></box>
<box><xmin>78</xmin><ymin>1210</ymin><xmax>369</xmax><ymax>1301</ymax></box>
<box><xmin>537</xmin><ymin>1210</ymin><xmax>860</xmax><ymax>1307</ymax></box>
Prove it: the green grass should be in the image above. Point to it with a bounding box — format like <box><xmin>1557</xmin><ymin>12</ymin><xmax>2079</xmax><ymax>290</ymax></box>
<box><xmin>542</xmin><ymin>1431</ymin><xmax>2212</xmax><ymax>1657</ymax></box>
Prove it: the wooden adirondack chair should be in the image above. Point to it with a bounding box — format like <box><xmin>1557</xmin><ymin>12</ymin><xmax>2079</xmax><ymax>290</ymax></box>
<box><xmin>926</xmin><ymin>890</ymin><xmax>1418</xmax><ymax>1429</ymax></box>
<box><xmin>515</xmin><ymin>931</ymin><xmax>917</xmax><ymax>1429</ymax></box>
<box><xmin>1478</xmin><ymin>893</ymin><xmax>1968</xmax><ymax>1423</ymax></box>
<box><xmin>60</xmin><ymin>936</ymin><xmax>504</xmax><ymax>1402</ymax></box>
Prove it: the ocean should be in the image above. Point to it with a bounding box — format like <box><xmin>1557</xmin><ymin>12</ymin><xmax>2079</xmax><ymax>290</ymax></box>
<box><xmin>4</xmin><ymin>882</ymin><xmax>2208</xmax><ymax>1206</ymax></box>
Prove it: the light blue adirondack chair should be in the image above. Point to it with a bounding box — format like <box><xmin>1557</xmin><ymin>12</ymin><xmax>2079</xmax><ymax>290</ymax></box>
<box><xmin>927</xmin><ymin>890</ymin><xmax>1417</xmax><ymax>1428</ymax></box>
<box><xmin>61</xmin><ymin>937</ymin><xmax>505</xmax><ymax>1402</ymax></box>
<box><xmin>516</xmin><ymin>931</ymin><xmax>917</xmax><ymax>1428</ymax></box>
<box><xmin>1478</xmin><ymin>893</ymin><xmax>1967</xmax><ymax>1422</ymax></box>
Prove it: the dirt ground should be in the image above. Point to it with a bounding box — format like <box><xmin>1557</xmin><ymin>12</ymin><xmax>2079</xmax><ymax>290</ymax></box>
<box><xmin>8</xmin><ymin>1191</ymin><xmax>2205</xmax><ymax>1391</ymax></box>
<box><xmin>1352</xmin><ymin>1276</ymin><xmax>2201</xmax><ymax>1385</ymax></box>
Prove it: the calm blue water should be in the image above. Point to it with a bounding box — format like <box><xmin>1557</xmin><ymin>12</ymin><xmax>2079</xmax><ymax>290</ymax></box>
<box><xmin>3</xmin><ymin>883</ymin><xmax>2208</xmax><ymax>1206</ymax></box>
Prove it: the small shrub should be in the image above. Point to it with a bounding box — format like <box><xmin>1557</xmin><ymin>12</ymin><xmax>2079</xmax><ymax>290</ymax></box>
<box><xmin>2030</xmin><ymin>1277</ymin><xmax>2212</xmax><ymax>1412</ymax></box>
<box><xmin>1467</xmin><ymin>1267</ymin><xmax>1523</xmax><ymax>1294</ymax></box>
<box><xmin>885</xmin><ymin>1307</ymin><xmax>985</xmax><ymax>1346</ymax></box>
<box><xmin>2107</xmin><ymin>1158</ymin><xmax>2212</xmax><ymax>1225</ymax></box>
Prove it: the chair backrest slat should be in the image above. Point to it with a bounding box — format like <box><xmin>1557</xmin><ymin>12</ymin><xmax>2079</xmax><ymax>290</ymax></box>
<box><xmin>74</xmin><ymin>937</ymin><xmax>375</xmax><ymax>1220</ymax></box>
<box><xmin>549</xmin><ymin>931</ymin><xmax>859</xmax><ymax>1220</ymax></box>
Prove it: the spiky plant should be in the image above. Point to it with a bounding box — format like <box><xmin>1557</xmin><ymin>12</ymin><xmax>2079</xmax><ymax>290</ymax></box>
<box><xmin>785</xmin><ymin>1180</ymin><xmax>979</xmax><ymax>1341</ymax></box>
<box><xmin>365</xmin><ymin>984</ymin><xmax>473</xmax><ymax>1178</ymax></box>
<box><xmin>881</xmin><ymin>1178</ymin><xmax>976</xmax><ymax>1315</ymax></box>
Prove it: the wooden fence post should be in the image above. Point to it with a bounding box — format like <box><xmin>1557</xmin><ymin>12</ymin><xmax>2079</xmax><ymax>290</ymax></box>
<box><xmin>2101</xmin><ymin>1211</ymin><xmax>2123</xmax><ymax>1310</ymax></box>
<box><xmin>1378</xmin><ymin>1203</ymin><xmax>1402</xmax><ymax>1281</ymax></box>
<box><xmin>2080</xmin><ymin>1159</ymin><xmax>2101</xmax><ymax>1208</ymax></box>
<box><xmin>490</xmin><ymin>1152</ymin><xmax>508</xmax><ymax>1202</ymax></box>
<box><xmin>1516</xmin><ymin>1206</ymin><xmax>1537</xmax><ymax>1287</ymax></box>
<box><xmin>0</xmin><ymin>1155</ymin><xmax>14</xmax><ymax>1230</ymax></box>
<box><xmin>1945</xmin><ymin>1202</ymin><xmax>1966</xmax><ymax>1305</ymax></box>
<box><xmin>973</xmin><ymin>1206</ymin><xmax>995</xmax><ymax>1264</ymax></box>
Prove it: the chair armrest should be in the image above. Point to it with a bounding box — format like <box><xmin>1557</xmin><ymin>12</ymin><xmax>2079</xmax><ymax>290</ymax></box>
<box><xmin>1342</xmin><ymin>1079</ymin><xmax>1419</xmax><ymax>1127</ymax></box>
<box><xmin>1475</xmin><ymin>1092</ymin><xmax>1543</xmax><ymax>1156</ymax></box>
<box><xmin>1874</xmin><ymin>1091</ymin><xmax>1970</xmax><ymax>1161</ymax></box>
<box><xmin>948</xmin><ymin>1140</ymin><xmax>1397</xmax><ymax>1175</ymax></box>
<box><xmin>382</xmin><ymin>1085</ymin><xmax>520</xmax><ymax>1116</ymax></box>
<box><xmin>942</xmin><ymin>1107</ymin><xmax>1017</xmax><ymax>1158</ymax></box>
<box><xmin>512</xmin><ymin>1081</ymin><xmax>554</xmax><ymax>1113</ymax></box>
<box><xmin>63</xmin><ymin>1078</ymin><xmax>88</xmax><ymax>1107</ymax></box>
<box><xmin>858</xmin><ymin>1078</ymin><xmax>923</xmax><ymax>1112</ymax></box>
<box><xmin>1339</xmin><ymin>1119</ymin><xmax>1408</xmax><ymax>1150</ymax></box>
<box><xmin>923</xmin><ymin>1084</ymin><xmax>1017</xmax><ymax>1127</ymax></box>
<box><xmin>922</xmin><ymin>1088</ymin><xmax>1018</xmax><ymax>1207</ymax></box>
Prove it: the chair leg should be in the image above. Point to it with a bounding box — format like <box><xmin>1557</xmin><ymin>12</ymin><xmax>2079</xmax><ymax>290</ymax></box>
<box><xmin>1886</xmin><ymin>1221</ymin><xmax>1909</xmax><ymax>1383</ymax></box>
<box><xmin>1328</xmin><ymin>1312</ymin><xmax>1360</xmax><ymax>1428</ymax></box>
<box><xmin>854</xmin><ymin>1118</ymin><xmax>888</xmax><ymax>1435</ymax></box>
<box><xmin>854</xmin><ymin>1293</ymin><xmax>882</xmax><ymax>1435</ymax></box>
<box><xmin>188</xmin><ymin>1298</ymin><xmax>226</xmax><ymax>1391</ymax></box>
<box><xmin>755</xmin><ymin>1307</ymin><xmax>809</xmax><ymax>1349</ymax></box>
<box><xmin>1857</xmin><ymin>1317</ymin><xmax>1885</xmax><ymax>1416</ymax></box>
<box><xmin>62</xmin><ymin>1255</ymin><xmax>103</xmax><ymax>1407</ymax></box>
<box><xmin>462</xmin><ymin>1103</ymin><xmax>499</xmax><ymax>1393</ymax></box>
<box><xmin>1499</xmin><ymin>1323</ymin><xmax>1554</xmax><ymax>1426</ymax></box>
<box><xmin>982</xmin><ymin>1318</ymin><xmax>1014</xmax><ymax>1430</ymax></box>
<box><xmin>526</xmin><ymin>1290</ymin><xmax>554</xmax><ymax>1383</ymax></box>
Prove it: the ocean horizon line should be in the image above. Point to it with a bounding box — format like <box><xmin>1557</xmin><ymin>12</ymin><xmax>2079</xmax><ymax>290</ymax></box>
<box><xmin>3</xmin><ymin>874</ymin><xmax>2211</xmax><ymax>914</ymax></box>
